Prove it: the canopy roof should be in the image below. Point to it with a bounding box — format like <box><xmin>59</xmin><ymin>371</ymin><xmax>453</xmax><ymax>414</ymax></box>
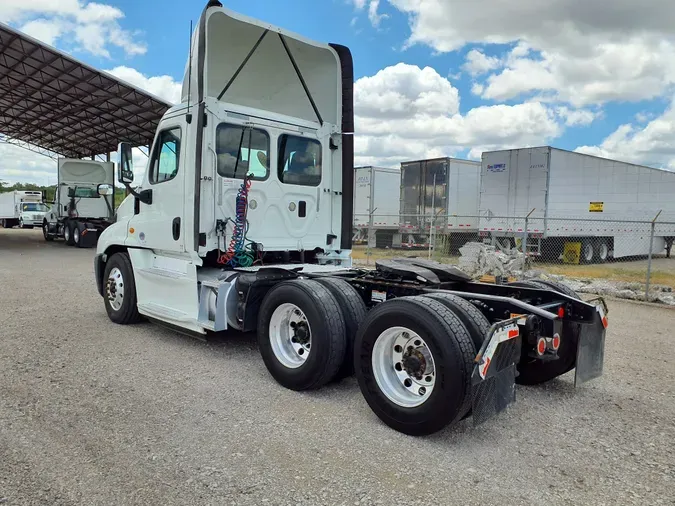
<box><xmin>0</xmin><ymin>22</ymin><xmax>172</xmax><ymax>159</ymax></box>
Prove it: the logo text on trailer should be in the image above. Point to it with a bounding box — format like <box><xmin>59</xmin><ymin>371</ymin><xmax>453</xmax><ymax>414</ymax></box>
<box><xmin>487</xmin><ymin>163</ymin><xmax>507</xmax><ymax>172</ymax></box>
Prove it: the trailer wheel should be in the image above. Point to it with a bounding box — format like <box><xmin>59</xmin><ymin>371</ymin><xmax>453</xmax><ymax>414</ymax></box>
<box><xmin>313</xmin><ymin>277</ymin><xmax>367</xmax><ymax>381</ymax></box>
<box><xmin>257</xmin><ymin>280</ymin><xmax>347</xmax><ymax>391</ymax></box>
<box><xmin>42</xmin><ymin>221</ymin><xmax>54</xmax><ymax>241</ymax></box>
<box><xmin>2</xmin><ymin>219</ymin><xmax>10</xmax><ymax>228</ymax></box>
<box><xmin>420</xmin><ymin>293</ymin><xmax>489</xmax><ymax>352</ymax></box>
<box><xmin>355</xmin><ymin>297</ymin><xmax>475</xmax><ymax>436</ymax></box>
<box><xmin>594</xmin><ymin>240</ymin><xmax>609</xmax><ymax>263</ymax></box>
<box><xmin>63</xmin><ymin>220</ymin><xmax>75</xmax><ymax>246</ymax></box>
<box><xmin>581</xmin><ymin>240</ymin><xmax>594</xmax><ymax>264</ymax></box>
<box><xmin>103</xmin><ymin>252</ymin><xmax>142</xmax><ymax>324</ymax></box>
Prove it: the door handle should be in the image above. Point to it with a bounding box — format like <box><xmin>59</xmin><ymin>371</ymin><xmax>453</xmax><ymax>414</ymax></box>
<box><xmin>172</xmin><ymin>217</ymin><xmax>181</xmax><ymax>240</ymax></box>
<box><xmin>298</xmin><ymin>201</ymin><xmax>306</xmax><ymax>218</ymax></box>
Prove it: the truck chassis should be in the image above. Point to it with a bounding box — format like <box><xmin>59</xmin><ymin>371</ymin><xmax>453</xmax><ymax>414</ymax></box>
<box><xmin>96</xmin><ymin>253</ymin><xmax>607</xmax><ymax>436</ymax></box>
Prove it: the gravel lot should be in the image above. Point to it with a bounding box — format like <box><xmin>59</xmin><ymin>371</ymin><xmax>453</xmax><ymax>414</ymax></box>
<box><xmin>1</xmin><ymin>227</ymin><xmax>674</xmax><ymax>506</ymax></box>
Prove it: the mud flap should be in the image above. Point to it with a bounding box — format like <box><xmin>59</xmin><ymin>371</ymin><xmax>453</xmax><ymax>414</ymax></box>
<box><xmin>574</xmin><ymin>297</ymin><xmax>608</xmax><ymax>386</ymax></box>
<box><xmin>471</xmin><ymin>318</ymin><xmax>521</xmax><ymax>426</ymax></box>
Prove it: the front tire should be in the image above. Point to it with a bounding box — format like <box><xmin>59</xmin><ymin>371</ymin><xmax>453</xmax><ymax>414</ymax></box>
<box><xmin>43</xmin><ymin>221</ymin><xmax>54</xmax><ymax>241</ymax></box>
<box><xmin>257</xmin><ymin>280</ymin><xmax>347</xmax><ymax>391</ymax></box>
<box><xmin>355</xmin><ymin>296</ymin><xmax>475</xmax><ymax>436</ymax></box>
<box><xmin>103</xmin><ymin>252</ymin><xmax>142</xmax><ymax>324</ymax></box>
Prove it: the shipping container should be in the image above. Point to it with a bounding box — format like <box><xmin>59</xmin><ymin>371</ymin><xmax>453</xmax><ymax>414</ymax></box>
<box><xmin>478</xmin><ymin>146</ymin><xmax>675</xmax><ymax>262</ymax></box>
<box><xmin>393</xmin><ymin>157</ymin><xmax>481</xmax><ymax>249</ymax></box>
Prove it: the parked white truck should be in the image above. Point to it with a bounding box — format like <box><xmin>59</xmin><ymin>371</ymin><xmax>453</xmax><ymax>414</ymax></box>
<box><xmin>0</xmin><ymin>190</ymin><xmax>48</xmax><ymax>229</ymax></box>
<box><xmin>92</xmin><ymin>1</ymin><xmax>609</xmax><ymax>437</ymax></box>
<box><xmin>352</xmin><ymin>166</ymin><xmax>400</xmax><ymax>246</ymax></box>
<box><xmin>478</xmin><ymin>146</ymin><xmax>675</xmax><ymax>263</ymax></box>
<box><xmin>42</xmin><ymin>158</ymin><xmax>115</xmax><ymax>247</ymax></box>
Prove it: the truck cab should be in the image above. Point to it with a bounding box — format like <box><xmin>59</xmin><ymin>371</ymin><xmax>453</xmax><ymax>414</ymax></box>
<box><xmin>95</xmin><ymin>1</ymin><xmax>354</xmax><ymax>333</ymax></box>
<box><xmin>18</xmin><ymin>192</ymin><xmax>47</xmax><ymax>228</ymax></box>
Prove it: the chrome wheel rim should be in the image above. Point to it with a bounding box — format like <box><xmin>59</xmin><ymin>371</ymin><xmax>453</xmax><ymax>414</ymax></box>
<box><xmin>64</xmin><ymin>226</ymin><xmax>70</xmax><ymax>242</ymax></box>
<box><xmin>74</xmin><ymin>227</ymin><xmax>79</xmax><ymax>243</ymax></box>
<box><xmin>599</xmin><ymin>243</ymin><xmax>608</xmax><ymax>260</ymax></box>
<box><xmin>43</xmin><ymin>223</ymin><xmax>49</xmax><ymax>238</ymax></box>
<box><xmin>372</xmin><ymin>326</ymin><xmax>436</xmax><ymax>408</ymax></box>
<box><xmin>106</xmin><ymin>267</ymin><xmax>124</xmax><ymax>311</ymax></box>
<box><xmin>269</xmin><ymin>303</ymin><xmax>311</xmax><ymax>369</ymax></box>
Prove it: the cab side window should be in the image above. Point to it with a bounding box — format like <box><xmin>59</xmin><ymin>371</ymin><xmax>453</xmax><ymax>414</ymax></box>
<box><xmin>278</xmin><ymin>135</ymin><xmax>322</xmax><ymax>186</ymax></box>
<box><xmin>216</xmin><ymin>124</ymin><xmax>270</xmax><ymax>180</ymax></box>
<box><xmin>149</xmin><ymin>128</ymin><xmax>181</xmax><ymax>184</ymax></box>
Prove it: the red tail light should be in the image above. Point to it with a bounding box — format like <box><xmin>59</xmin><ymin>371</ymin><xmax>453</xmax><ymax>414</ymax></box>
<box><xmin>557</xmin><ymin>306</ymin><xmax>565</xmax><ymax>318</ymax></box>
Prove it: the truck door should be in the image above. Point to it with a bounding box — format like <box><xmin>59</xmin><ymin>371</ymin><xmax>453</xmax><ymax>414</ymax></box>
<box><xmin>128</xmin><ymin>116</ymin><xmax>186</xmax><ymax>254</ymax></box>
<box><xmin>209</xmin><ymin>119</ymin><xmax>331</xmax><ymax>255</ymax></box>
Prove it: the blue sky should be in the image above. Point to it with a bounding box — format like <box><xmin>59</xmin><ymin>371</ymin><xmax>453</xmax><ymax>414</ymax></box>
<box><xmin>1</xmin><ymin>0</ymin><xmax>674</xmax><ymax>184</ymax></box>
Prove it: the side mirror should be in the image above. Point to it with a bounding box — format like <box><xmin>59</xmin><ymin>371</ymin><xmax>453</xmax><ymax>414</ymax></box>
<box><xmin>67</xmin><ymin>187</ymin><xmax>75</xmax><ymax>198</ymax></box>
<box><xmin>97</xmin><ymin>183</ymin><xmax>114</xmax><ymax>196</ymax></box>
<box><xmin>117</xmin><ymin>142</ymin><xmax>134</xmax><ymax>184</ymax></box>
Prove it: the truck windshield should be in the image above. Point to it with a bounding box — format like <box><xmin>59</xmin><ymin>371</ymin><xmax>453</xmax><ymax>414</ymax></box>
<box><xmin>22</xmin><ymin>203</ymin><xmax>48</xmax><ymax>212</ymax></box>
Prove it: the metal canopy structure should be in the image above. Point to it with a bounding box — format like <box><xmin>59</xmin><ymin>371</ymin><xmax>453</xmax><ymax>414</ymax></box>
<box><xmin>0</xmin><ymin>22</ymin><xmax>172</xmax><ymax>160</ymax></box>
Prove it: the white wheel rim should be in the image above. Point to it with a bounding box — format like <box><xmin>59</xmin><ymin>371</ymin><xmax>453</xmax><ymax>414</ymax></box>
<box><xmin>584</xmin><ymin>243</ymin><xmax>593</xmax><ymax>261</ymax></box>
<box><xmin>106</xmin><ymin>267</ymin><xmax>125</xmax><ymax>311</ymax></box>
<box><xmin>599</xmin><ymin>243</ymin><xmax>608</xmax><ymax>260</ymax></box>
<box><xmin>372</xmin><ymin>326</ymin><xmax>436</xmax><ymax>408</ymax></box>
<box><xmin>64</xmin><ymin>226</ymin><xmax>70</xmax><ymax>241</ymax></box>
<box><xmin>269</xmin><ymin>303</ymin><xmax>311</xmax><ymax>369</ymax></box>
<box><xmin>44</xmin><ymin>224</ymin><xmax>49</xmax><ymax>237</ymax></box>
<box><xmin>74</xmin><ymin>227</ymin><xmax>79</xmax><ymax>243</ymax></box>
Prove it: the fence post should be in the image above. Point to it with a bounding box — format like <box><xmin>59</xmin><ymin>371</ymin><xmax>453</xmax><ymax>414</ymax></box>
<box><xmin>365</xmin><ymin>207</ymin><xmax>377</xmax><ymax>266</ymax></box>
<box><xmin>645</xmin><ymin>210</ymin><xmax>662</xmax><ymax>301</ymax></box>
<box><xmin>523</xmin><ymin>208</ymin><xmax>535</xmax><ymax>255</ymax></box>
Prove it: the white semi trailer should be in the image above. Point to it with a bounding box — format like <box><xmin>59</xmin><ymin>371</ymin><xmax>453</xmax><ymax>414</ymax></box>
<box><xmin>478</xmin><ymin>147</ymin><xmax>675</xmax><ymax>263</ymax></box>
<box><xmin>0</xmin><ymin>190</ymin><xmax>48</xmax><ymax>229</ymax></box>
<box><xmin>92</xmin><ymin>1</ymin><xmax>609</xmax><ymax>436</ymax></box>
<box><xmin>392</xmin><ymin>157</ymin><xmax>481</xmax><ymax>249</ymax></box>
<box><xmin>352</xmin><ymin>166</ymin><xmax>400</xmax><ymax>246</ymax></box>
<box><xmin>42</xmin><ymin>158</ymin><xmax>115</xmax><ymax>248</ymax></box>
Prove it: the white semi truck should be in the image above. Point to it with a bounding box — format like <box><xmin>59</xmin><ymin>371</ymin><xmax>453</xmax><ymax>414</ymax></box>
<box><xmin>93</xmin><ymin>1</ymin><xmax>609</xmax><ymax>436</ymax></box>
<box><xmin>42</xmin><ymin>158</ymin><xmax>115</xmax><ymax>248</ymax></box>
<box><xmin>478</xmin><ymin>147</ymin><xmax>675</xmax><ymax>263</ymax></box>
<box><xmin>0</xmin><ymin>190</ymin><xmax>48</xmax><ymax>229</ymax></box>
<box><xmin>352</xmin><ymin>166</ymin><xmax>400</xmax><ymax>246</ymax></box>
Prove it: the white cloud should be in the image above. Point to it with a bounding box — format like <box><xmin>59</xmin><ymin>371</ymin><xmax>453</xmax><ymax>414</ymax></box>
<box><xmin>2</xmin><ymin>0</ymin><xmax>146</xmax><ymax>58</ymax></box>
<box><xmin>555</xmin><ymin>107</ymin><xmax>598</xmax><ymax>127</ymax></box>
<box><xmin>106</xmin><ymin>66</ymin><xmax>182</xmax><ymax>104</ymax></box>
<box><xmin>576</xmin><ymin>100</ymin><xmax>675</xmax><ymax>168</ymax></box>
<box><xmin>386</xmin><ymin>0</ymin><xmax>675</xmax><ymax>107</ymax></box>
<box><xmin>462</xmin><ymin>49</ymin><xmax>501</xmax><ymax>77</ymax></box>
<box><xmin>354</xmin><ymin>63</ymin><xmax>562</xmax><ymax>167</ymax></box>
<box><xmin>352</xmin><ymin>0</ymin><xmax>388</xmax><ymax>28</ymax></box>
<box><xmin>0</xmin><ymin>142</ymin><xmax>57</xmax><ymax>186</ymax></box>
<box><xmin>20</xmin><ymin>19</ymin><xmax>65</xmax><ymax>46</ymax></box>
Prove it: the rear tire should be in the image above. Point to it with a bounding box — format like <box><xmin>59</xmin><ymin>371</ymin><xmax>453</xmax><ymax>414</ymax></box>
<box><xmin>2</xmin><ymin>219</ymin><xmax>10</xmax><ymax>228</ymax></box>
<box><xmin>594</xmin><ymin>239</ymin><xmax>609</xmax><ymax>263</ymax></box>
<box><xmin>581</xmin><ymin>239</ymin><xmax>594</xmax><ymax>264</ymax></box>
<box><xmin>420</xmin><ymin>293</ymin><xmax>490</xmax><ymax>352</ymax></box>
<box><xmin>73</xmin><ymin>223</ymin><xmax>81</xmax><ymax>247</ymax></box>
<box><xmin>355</xmin><ymin>296</ymin><xmax>475</xmax><ymax>436</ymax></box>
<box><xmin>313</xmin><ymin>277</ymin><xmax>367</xmax><ymax>380</ymax></box>
<box><xmin>64</xmin><ymin>220</ymin><xmax>75</xmax><ymax>246</ymax></box>
<box><xmin>257</xmin><ymin>280</ymin><xmax>347</xmax><ymax>391</ymax></box>
<box><xmin>103</xmin><ymin>252</ymin><xmax>142</xmax><ymax>324</ymax></box>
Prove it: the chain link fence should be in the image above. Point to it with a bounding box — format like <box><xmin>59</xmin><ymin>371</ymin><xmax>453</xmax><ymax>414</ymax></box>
<box><xmin>352</xmin><ymin>212</ymin><xmax>675</xmax><ymax>303</ymax></box>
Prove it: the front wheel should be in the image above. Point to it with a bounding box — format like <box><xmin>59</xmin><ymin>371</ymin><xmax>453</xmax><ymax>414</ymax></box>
<box><xmin>43</xmin><ymin>222</ymin><xmax>54</xmax><ymax>241</ymax></box>
<box><xmin>103</xmin><ymin>252</ymin><xmax>142</xmax><ymax>324</ymax></box>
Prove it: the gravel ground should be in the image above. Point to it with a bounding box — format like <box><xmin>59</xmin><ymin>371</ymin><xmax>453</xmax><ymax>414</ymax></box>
<box><xmin>1</xmin><ymin>227</ymin><xmax>674</xmax><ymax>506</ymax></box>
